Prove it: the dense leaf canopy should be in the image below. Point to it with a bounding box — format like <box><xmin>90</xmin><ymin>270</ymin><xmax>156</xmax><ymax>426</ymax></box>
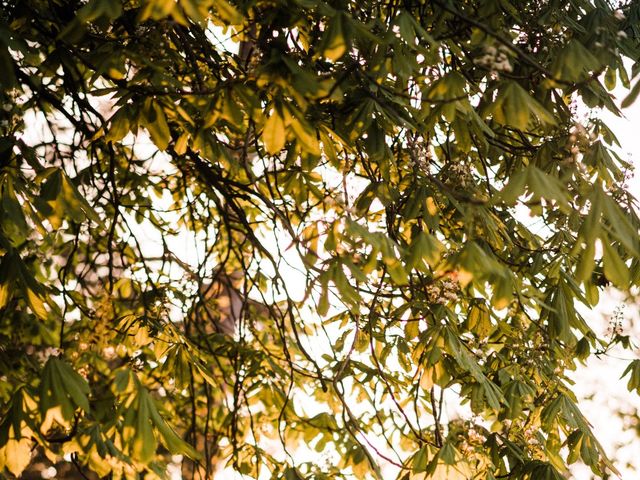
<box><xmin>2</xmin><ymin>0</ymin><xmax>640</xmax><ymax>478</ymax></box>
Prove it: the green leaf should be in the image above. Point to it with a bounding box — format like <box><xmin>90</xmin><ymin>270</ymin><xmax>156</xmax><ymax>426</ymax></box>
<box><xmin>40</xmin><ymin>358</ymin><xmax>90</xmax><ymax>423</ymax></box>
<box><xmin>466</xmin><ymin>300</ymin><xmax>492</xmax><ymax>338</ymax></box>
<box><xmin>106</xmin><ymin>105</ymin><xmax>133</xmax><ymax>142</ymax></box>
<box><xmin>1</xmin><ymin>178</ymin><xmax>29</xmax><ymax>246</ymax></box>
<box><xmin>412</xmin><ymin>445</ymin><xmax>430</xmax><ymax>473</ymax></box>
<box><xmin>551</xmin><ymin>40</ymin><xmax>602</xmax><ymax>82</ymax></box>
<box><xmin>438</xmin><ymin>442</ymin><xmax>457</xmax><ymax>465</ymax></box>
<box><xmin>0</xmin><ymin>254</ymin><xmax>15</xmax><ymax>309</ymax></box>
<box><xmin>146</xmin><ymin>389</ymin><xmax>200</xmax><ymax>460</ymax></box>
<box><xmin>132</xmin><ymin>389</ymin><xmax>156</xmax><ymax>464</ymax></box>
<box><xmin>621</xmin><ymin>359</ymin><xmax>640</xmax><ymax>394</ymax></box>
<box><xmin>55</xmin><ymin>359</ymin><xmax>91</xmax><ymax>412</ymax></box>
<box><xmin>289</xmin><ymin>115</ymin><xmax>320</xmax><ymax>156</ymax></box>
<box><xmin>317</xmin><ymin>279</ymin><xmax>330</xmax><ymax>316</ymax></box>
<box><xmin>0</xmin><ymin>43</ymin><xmax>16</xmax><ymax>88</ymax></box>
<box><xmin>142</xmin><ymin>99</ymin><xmax>171</xmax><ymax>151</ymax></box>
<box><xmin>484</xmin><ymin>82</ymin><xmax>556</xmax><ymax>130</ymax></box>
<box><xmin>320</xmin><ymin>13</ymin><xmax>348</xmax><ymax>61</ymax></box>
<box><xmin>602</xmin><ymin>238</ymin><xmax>629</xmax><ymax>288</ymax></box>
<box><xmin>621</xmin><ymin>76</ymin><xmax>640</xmax><ymax>108</ymax></box>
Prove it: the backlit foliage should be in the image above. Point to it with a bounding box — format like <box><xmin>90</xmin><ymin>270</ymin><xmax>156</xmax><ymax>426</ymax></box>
<box><xmin>1</xmin><ymin>0</ymin><xmax>640</xmax><ymax>479</ymax></box>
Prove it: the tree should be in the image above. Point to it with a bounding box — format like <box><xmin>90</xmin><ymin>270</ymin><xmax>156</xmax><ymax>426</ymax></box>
<box><xmin>1</xmin><ymin>0</ymin><xmax>640</xmax><ymax>478</ymax></box>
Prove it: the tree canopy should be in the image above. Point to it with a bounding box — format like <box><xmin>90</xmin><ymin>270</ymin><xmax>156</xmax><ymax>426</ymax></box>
<box><xmin>2</xmin><ymin>0</ymin><xmax>640</xmax><ymax>478</ymax></box>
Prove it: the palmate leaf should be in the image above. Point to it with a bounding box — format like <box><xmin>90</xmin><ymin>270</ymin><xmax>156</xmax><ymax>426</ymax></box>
<box><xmin>120</xmin><ymin>376</ymin><xmax>200</xmax><ymax>465</ymax></box>
<box><xmin>495</xmin><ymin>165</ymin><xmax>570</xmax><ymax>210</ymax></box>
<box><xmin>40</xmin><ymin>357</ymin><xmax>91</xmax><ymax>423</ymax></box>
<box><xmin>484</xmin><ymin>81</ymin><xmax>556</xmax><ymax>130</ymax></box>
<box><xmin>34</xmin><ymin>169</ymin><xmax>103</xmax><ymax>229</ymax></box>
<box><xmin>551</xmin><ymin>40</ymin><xmax>602</xmax><ymax>83</ymax></box>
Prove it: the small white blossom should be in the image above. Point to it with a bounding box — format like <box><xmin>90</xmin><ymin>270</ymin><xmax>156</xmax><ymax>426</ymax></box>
<box><xmin>617</xmin><ymin>30</ymin><xmax>628</xmax><ymax>39</ymax></box>
<box><xmin>614</xmin><ymin>9</ymin><xmax>626</xmax><ymax>21</ymax></box>
<box><xmin>35</xmin><ymin>347</ymin><xmax>61</xmax><ymax>364</ymax></box>
<box><xmin>41</xmin><ymin>466</ymin><xmax>57</xmax><ymax>479</ymax></box>
<box><xmin>103</xmin><ymin>345</ymin><xmax>116</xmax><ymax>359</ymax></box>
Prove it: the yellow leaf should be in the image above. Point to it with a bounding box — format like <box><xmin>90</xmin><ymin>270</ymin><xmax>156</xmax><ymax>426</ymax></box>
<box><xmin>174</xmin><ymin>132</ymin><xmax>189</xmax><ymax>155</ymax></box>
<box><xmin>88</xmin><ymin>446</ymin><xmax>114</xmax><ymax>477</ymax></box>
<box><xmin>43</xmin><ymin>447</ymin><xmax>58</xmax><ymax>464</ymax></box>
<box><xmin>3</xmin><ymin>433</ymin><xmax>33</xmax><ymax>477</ymax></box>
<box><xmin>425</xmin><ymin>196</ymin><xmax>438</xmax><ymax>216</ymax></box>
<box><xmin>467</xmin><ymin>302</ymin><xmax>492</xmax><ymax>338</ymax></box>
<box><xmin>456</xmin><ymin>268</ymin><xmax>473</xmax><ymax>288</ymax></box>
<box><xmin>289</xmin><ymin>117</ymin><xmax>320</xmax><ymax>155</ymax></box>
<box><xmin>144</xmin><ymin>100</ymin><xmax>171</xmax><ymax>151</ymax></box>
<box><xmin>430</xmin><ymin>462</ymin><xmax>473</xmax><ymax>480</ymax></box>
<box><xmin>41</xmin><ymin>405</ymin><xmax>69</xmax><ymax>435</ymax></box>
<box><xmin>139</xmin><ymin>0</ymin><xmax>175</xmax><ymax>21</ymax></box>
<box><xmin>0</xmin><ymin>281</ymin><xmax>9</xmax><ymax>309</ymax></box>
<box><xmin>215</xmin><ymin>0</ymin><xmax>243</xmax><ymax>24</ymax></box>
<box><xmin>26</xmin><ymin>288</ymin><xmax>48</xmax><ymax>319</ymax></box>
<box><xmin>420</xmin><ymin>369</ymin><xmax>434</xmax><ymax>390</ymax></box>
<box><xmin>134</xmin><ymin>325</ymin><xmax>152</xmax><ymax>346</ymax></box>
<box><xmin>262</xmin><ymin>112</ymin><xmax>286</xmax><ymax>154</ymax></box>
<box><xmin>320</xmin><ymin>129</ymin><xmax>339</xmax><ymax>167</ymax></box>
<box><xmin>352</xmin><ymin>459</ymin><xmax>369</xmax><ymax>478</ymax></box>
